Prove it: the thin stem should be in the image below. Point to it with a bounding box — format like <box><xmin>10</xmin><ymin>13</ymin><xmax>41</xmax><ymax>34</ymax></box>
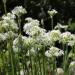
<box><xmin>42</xmin><ymin>47</ymin><xmax>46</xmax><ymax>75</ymax></box>
<box><xmin>37</xmin><ymin>50</ymin><xmax>42</xmax><ymax>75</ymax></box>
<box><xmin>17</xmin><ymin>16</ymin><xmax>22</xmax><ymax>75</ymax></box>
<box><xmin>8</xmin><ymin>40</ymin><xmax>15</xmax><ymax>75</ymax></box>
<box><xmin>51</xmin><ymin>17</ymin><xmax>53</xmax><ymax>30</ymax></box>
<box><xmin>63</xmin><ymin>44</ymin><xmax>68</xmax><ymax>75</ymax></box>
<box><xmin>29</xmin><ymin>50</ymin><xmax>34</xmax><ymax>75</ymax></box>
<box><xmin>4</xmin><ymin>3</ymin><xmax>7</xmax><ymax>14</ymax></box>
<box><xmin>2</xmin><ymin>0</ymin><xmax>7</xmax><ymax>14</ymax></box>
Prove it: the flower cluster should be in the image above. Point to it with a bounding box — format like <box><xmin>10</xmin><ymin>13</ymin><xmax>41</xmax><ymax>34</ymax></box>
<box><xmin>49</xmin><ymin>30</ymin><xmax>61</xmax><ymax>42</ymax></box>
<box><xmin>0</xmin><ymin>7</ymin><xmax>75</xmax><ymax>75</ymax></box>
<box><xmin>23</xmin><ymin>18</ymin><xmax>46</xmax><ymax>37</ymax></box>
<box><xmin>45</xmin><ymin>46</ymin><xmax>64</xmax><ymax>58</ymax></box>
<box><xmin>12</xmin><ymin>6</ymin><xmax>27</xmax><ymax>17</ymax></box>
<box><xmin>48</xmin><ymin>9</ymin><xmax>58</xmax><ymax>18</ymax></box>
<box><xmin>0</xmin><ymin>6</ymin><xmax>27</xmax><ymax>48</ymax></box>
<box><xmin>59</xmin><ymin>32</ymin><xmax>75</xmax><ymax>45</ymax></box>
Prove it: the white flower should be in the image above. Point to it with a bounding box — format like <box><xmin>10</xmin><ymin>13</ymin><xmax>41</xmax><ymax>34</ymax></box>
<box><xmin>56</xmin><ymin>68</ymin><xmax>64</xmax><ymax>75</ymax></box>
<box><xmin>68</xmin><ymin>34</ymin><xmax>75</xmax><ymax>46</ymax></box>
<box><xmin>13</xmin><ymin>35</ymin><xmax>36</xmax><ymax>53</ymax></box>
<box><xmin>20</xmin><ymin>69</ymin><xmax>24</xmax><ymax>75</ymax></box>
<box><xmin>2</xmin><ymin>13</ymin><xmax>16</xmax><ymax>20</ymax></box>
<box><xmin>68</xmin><ymin>40</ymin><xmax>75</xmax><ymax>46</ymax></box>
<box><xmin>27</xmin><ymin>26</ymin><xmax>45</xmax><ymax>36</ymax></box>
<box><xmin>49</xmin><ymin>30</ymin><xmax>61</xmax><ymax>42</ymax></box>
<box><xmin>12</xmin><ymin>6</ymin><xmax>27</xmax><ymax>16</ymax></box>
<box><xmin>69</xmin><ymin>61</ymin><xmax>75</xmax><ymax>68</ymax></box>
<box><xmin>23</xmin><ymin>19</ymin><xmax>40</xmax><ymax>34</ymax></box>
<box><xmin>30</xmin><ymin>47</ymin><xmax>36</xmax><ymax>54</ymax></box>
<box><xmin>0</xmin><ymin>33</ymin><xmax>7</xmax><ymax>42</ymax></box>
<box><xmin>48</xmin><ymin>9</ymin><xmax>58</xmax><ymax>18</ymax></box>
<box><xmin>69</xmin><ymin>61</ymin><xmax>75</xmax><ymax>75</ymax></box>
<box><xmin>60</xmin><ymin>32</ymin><xmax>74</xmax><ymax>44</ymax></box>
<box><xmin>5</xmin><ymin>31</ymin><xmax>18</xmax><ymax>39</ymax></box>
<box><xmin>45</xmin><ymin>46</ymin><xmax>64</xmax><ymax>58</ymax></box>
<box><xmin>2</xmin><ymin>19</ymin><xmax>18</xmax><ymax>31</ymax></box>
<box><xmin>13</xmin><ymin>36</ymin><xmax>27</xmax><ymax>52</ymax></box>
<box><xmin>26</xmin><ymin>47</ymin><xmax>36</xmax><ymax>56</ymax></box>
<box><xmin>23</xmin><ymin>37</ymin><xmax>35</xmax><ymax>47</ymax></box>
<box><xmin>36</xmin><ymin>32</ymin><xmax>53</xmax><ymax>46</ymax></box>
<box><xmin>24</xmin><ymin>19</ymin><xmax>45</xmax><ymax>36</ymax></box>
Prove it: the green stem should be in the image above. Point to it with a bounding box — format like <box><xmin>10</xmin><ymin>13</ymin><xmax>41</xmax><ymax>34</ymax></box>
<box><xmin>17</xmin><ymin>16</ymin><xmax>22</xmax><ymax>75</ymax></box>
<box><xmin>37</xmin><ymin>50</ymin><xmax>42</xmax><ymax>75</ymax></box>
<box><xmin>29</xmin><ymin>51</ymin><xmax>34</xmax><ymax>75</ymax></box>
<box><xmin>63</xmin><ymin>44</ymin><xmax>68</xmax><ymax>75</ymax></box>
<box><xmin>51</xmin><ymin>17</ymin><xmax>53</xmax><ymax>30</ymax></box>
<box><xmin>4</xmin><ymin>2</ymin><xmax>7</xmax><ymax>14</ymax></box>
<box><xmin>2</xmin><ymin>0</ymin><xmax>7</xmax><ymax>15</ymax></box>
<box><xmin>42</xmin><ymin>47</ymin><xmax>46</xmax><ymax>75</ymax></box>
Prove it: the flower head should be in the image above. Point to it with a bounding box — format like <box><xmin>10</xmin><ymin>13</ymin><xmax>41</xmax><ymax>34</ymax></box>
<box><xmin>69</xmin><ymin>61</ymin><xmax>75</xmax><ymax>75</ymax></box>
<box><xmin>49</xmin><ymin>30</ymin><xmax>61</xmax><ymax>42</ymax></box>
<box><xmin>48</xmin><ymin>9</ymin><xmax>58</xmax><ymax>18</ymax></box>
<box><xmin>60</xmin><ymin>32</ymin><xmax>74</xmax><ymax>44</ymax></box>
<box><xmin>56</xmin><ymin>68</ymin><xmax>64</xmax><ymax>75</ymax></box>
<box><xmin>12</xmin><ymin>6</ymin><xmax>27</xmax><ymax>16</ymax></box>
<box><xmin>2</xmin><ymin>13</ymin><xmax>16</xmax><ymax>20</ymax></box>
<box><xmin>45</xmin><ymin>46</ymin><xmax>64</xmax><ymax>58</ymax></box>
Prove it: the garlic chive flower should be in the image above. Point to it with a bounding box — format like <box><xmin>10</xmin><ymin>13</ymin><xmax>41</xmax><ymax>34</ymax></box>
<box><xmin>23</xmin><ymin>18</ymin><xmax>40</xmax><ymax>32</ymax></box>
<box><xmin>56</xmin><ymin>68</ymin><xmax>64</xmax><ymax>75</ymax></box>
<box><xmin>48</xmin><ymin>9</ymin><xmax>58</xmax><ymax>18</ymax></box>
<box><xmin>68</xmin><ymin>34</ymin><xmax>75</xmax><ymax>46</ymax></box>
<box><xmin>45</xmin><ymin>46</ymin><xmax>64</xmax><ymax>58</ymax></box>
<box><xmin>13</xmin><ymin>36</ymin><xmax>27</xmax><ymax>53</ymax></box>
<box><xmin>49</xmin><ymin>30</ymin><xmax>61</xmax><ymax>42</ymax></box>
<box><xmin>5</xmin><ymin>31</ymin><xmax>18</xmax><ymax>39</ymax></box>
<box><xmin>2</xmin><ymin>13</ymin><xmax>16</xmax><ymax>20</ymax></box>
<box><xmin>1</xmin><ymin>19</ymin><xmax>18</xmax><ymax>32</ymax></box>
<box><xmin>20</xmin><ymin>69</ymin><xmax>24</xmax><ymax>75</ymax></box>
<box><xmin>23</xmin><ymin>18</ymin><xmax>45</xmax><ymax>36</ymax></box>
<box><xmin>60</xmin><ymin>32</ymin><xmax>75</xmax><ymax>44</ymax></box>
<box><xmin>69</xmin><ymin>61</ymin><xmax>75</xmax><ymax>75</ymax></box>
<box><xmin>12</xmin><ymin>6</ymin><xmax>27</xmax><ymax>17</ymax></box>
<box><xmin>37</xmin><ymin>32</ymin><xmax>53</xmax><ymax>46</ymax></box>
<box><xmin>0</xmin><ymin>33</ymin><xmax>7</xmax><ymax>42</ymax></box>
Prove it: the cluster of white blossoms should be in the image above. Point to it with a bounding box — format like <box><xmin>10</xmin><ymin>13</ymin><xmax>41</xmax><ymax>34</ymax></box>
<box><xmin>0</xmin><ymin>12</ymin><xmax>18</xmax><ymax>32</ymax></box>
<box><xmin>0</xmin><ymin>6</ymin><xmax>27</xmax><ymax>50</ymax></box>
<box><xmin>48</xmin><ymin>9</ymin><xmax>58</xmax><ymax>18</ymax></box>
<box><xmin>12</xmin><ymin>6</ymin><xmax>27</xmax><ymax>17</ymax></box>
<box><xmin>2</xmin><ymin>13</ymin><xmax>16</xmax><ymax>20</ymax></box>
<box><xmin>59</xmin><ymin>32</ymin><xmax>75</xmax><ymax>45</ymax></box>
<box><xmin>45</xmin><ymin>46</ymin><xmax>64</xmax><ymax>58</ymax></box>
<box><xmin>36</xmin><ymin>32</ymin><xmax>53</xmax><ymax>46</ymax></box>
<box><xmin>0</xmin><ymin>33</ymin><xmax>7</xmax><ymax>42</ymax></box>
<box><xmin>49</xmin><ymin>30</ymin><xmax>61</xmax><ymax>42</ymax></box>
<box><xmin>13</xmin><ymin>35</ymin><xmax>35</xmax><ymax>52</ymax></box>
<box><xmin>23</xmin><ymin>18</ymin><xmax>46</xmax><ymax>37</ymax></box>
<box><xmin>23</xmin><ymin>17</ymin><xmax>75</xmax><ymax>58</ymax></box>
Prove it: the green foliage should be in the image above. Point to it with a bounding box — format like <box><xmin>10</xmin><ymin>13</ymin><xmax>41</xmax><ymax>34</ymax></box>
<box><xmin>68</xmin><ymin>22</ymin><xmax>75</xmax><ymax>32</ymax></box>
